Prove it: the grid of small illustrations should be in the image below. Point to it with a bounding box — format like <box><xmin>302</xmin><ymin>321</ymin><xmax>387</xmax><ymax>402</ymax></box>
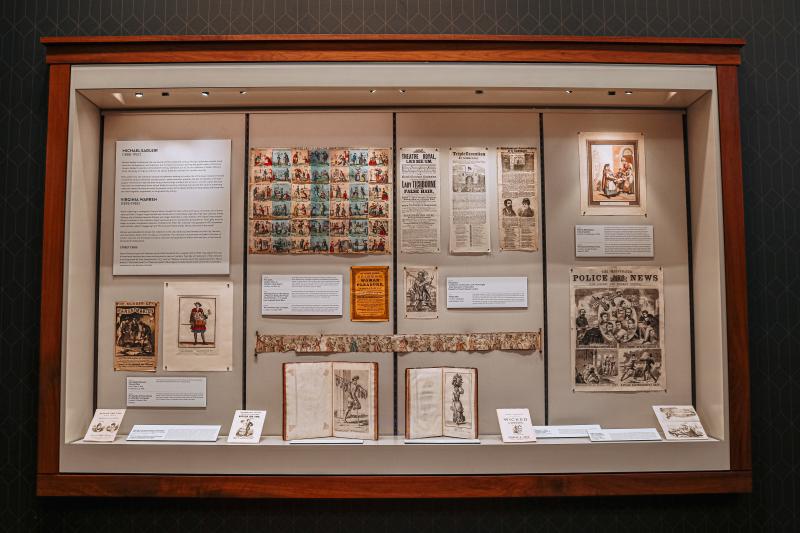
<box><xmin>249</xmin><ymin>147</ymin><xmax>392</xmax><ymax>255</ymax></box>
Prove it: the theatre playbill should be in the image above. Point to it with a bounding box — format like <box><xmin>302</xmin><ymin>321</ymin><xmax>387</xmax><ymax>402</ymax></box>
<box><xmin>449</xmin><ymin>148</ymin><xmax>490</xmax><ymax>253</ymax></box>
<box><xmin>113</xmin><ymin>139</ymin><xmax>231</xmax><ymax>275</ymax></box>
<box><xmin>570</xmin><ymin>266</ymin><xmax>665</xmax><ymax>391</ymax></box>
<box><xmin>349</xmin><ymin>266</ymin><xmax>390</xmax><ymax>322</ymax></box>
<box><xmin>578</xmin><ymin>132</ymin><xmax>647</xmax><ymax>216</ymax></box>
<box><xmin>498</xmin><ymin>147</ymin><xmax>538</xmax><ymax>251</ymax></box>
<box><xmin>399</xmin><ymin>148</ymin><xmax>440</xmax><ymax>254</ymax></box>
<box><xmin>114</xmin><ymin>301</ymin><xmax>159</xmax><ymax>372</ymax></box>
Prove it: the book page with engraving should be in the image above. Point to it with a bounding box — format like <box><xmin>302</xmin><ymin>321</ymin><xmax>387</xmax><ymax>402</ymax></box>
<box><xmin>332</xmin><ymin>362</ymin><xmax>377</xmax><ymax>439</ymax></box>
<box><xmin>284</xmin><ymin>362</ymin><xmax>333</xmax><ymax>440</ymax></box>
<box><xmin>407</xmin><ymin>367</ymin><xmax>444</xmax><ymax>439</ymax></box>
<box><xmin>443</xmin><ymin>367</ymin><xmax>477</xmax><ymax>439</ymax></box>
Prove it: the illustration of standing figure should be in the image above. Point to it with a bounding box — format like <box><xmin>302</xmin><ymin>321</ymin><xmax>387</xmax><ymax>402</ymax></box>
<box><xmin>336</xmin><ymin>374</ymin><xmax>368</xmax><ymax>423</ymax></box>
<box><xmin>190</xmin><ymin>302</ymin><xmax>210</xmax><ymax>345</ymax></box>
<box><xmin>410</xmin><ymin>270</ymin><xmax>434</xmax><ymax>311</ymax></box>
<box><xmin>450</xmin><ymin>373</ymin><xmax>466</xmax><ymax>425</ymax></box>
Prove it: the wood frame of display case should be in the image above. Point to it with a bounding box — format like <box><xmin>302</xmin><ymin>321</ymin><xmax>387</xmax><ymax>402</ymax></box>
<box><xmin>36</xmin><ymin>34</ymin><xmax>750</xmax><ymax>498</ymax></box>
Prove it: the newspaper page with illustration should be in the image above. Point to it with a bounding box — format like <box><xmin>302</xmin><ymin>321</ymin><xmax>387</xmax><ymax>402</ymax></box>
<box><xmin>449</xmin><ymin>148</ymin><xmax>490</xmax><ymax>253</ymax></box>
<box><xmin>497</xmin><ymin>147</ymin><xmax>538</xmax><ymax>251</ymax></box>
<box><xmin>399</xmin><ymin>148</ymin><xmax>440</xmax><ymax>254</ymax></box>
<box><xmin>570</xmin><ymin>266</ymin><xmax>665</xmax><ymax>391</ymax></box>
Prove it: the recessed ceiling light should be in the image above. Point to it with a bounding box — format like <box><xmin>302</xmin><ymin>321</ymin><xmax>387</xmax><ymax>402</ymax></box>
<box><xmin>625</xmin><ymin>90</ymin><xmax>633</xmax><ymax>95</ymax></box>
<box><xmin>565</xmin><ymin>90</ymin><xmax>573</xmax><ymax>94</ymax></box>
<box><xmin>475</xmin><ymin>89</ymin><xmax>484</xmax><ymax>95</ymax></box>
<box><xmin>369</xmin><ymin>89</ymin><xmax>377</xmax><ymax>94</ymax></box>
<box><xmin>161</xmin><ymin>91</ymin><xmax>170</xmax><ymax>97</ymax></box>
<box><xmin>239</xmin><ymin>90</ymin><xmax>247</xmax><ymax>95</ymax></box>
<box><xmin>398</xmin><ymin>89</ymin><xmax>406</xmax><ymax>94</ymax></box>
<box><xmin>134</xmin><ymin>92</ymin><xmax>143</xmax><ymax>98</ymax></box>
<box><xmin>201</xmin><ymin>91</ymin><xmax>209</xmax><ymax>97</ymax></box>
<box><xmin>608</xmin><ymin>90</ymin><xmax>616</xmax><ymax>96</ymax></box>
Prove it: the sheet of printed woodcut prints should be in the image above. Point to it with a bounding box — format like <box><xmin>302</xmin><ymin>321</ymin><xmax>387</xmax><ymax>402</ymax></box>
<box><xmin>570</xmin><ymin>266</ymin><xmax>665</xmax><ymax>391</ymax></box>
<box><xmin>248</xmin><ymin>147</ymin><xmax>392</xmax><ymax>255</ymax></box>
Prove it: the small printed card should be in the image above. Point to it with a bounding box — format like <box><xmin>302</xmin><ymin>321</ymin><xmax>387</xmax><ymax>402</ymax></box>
<box><xmin>497</xmin><ymin>408</ymin><xmax>536</xmax><ymax>443</ymax></box>
<box><xmin>652</xmin><ymin>405</ymin><xmax>709</xmax><ymax>440</ymax></box>
<box><xmin>83</xmin><ymin>408</ymin><xmax>126</xmax><ymax>442</ymax></box>
<box><xmin>227</xmin><ymin>410</ymin><xmax>266</xmax><ymax>444</ymax></box>
<box><xmin>587</xmin><ymin>428</ymin><xmax>661</xmax><ymax>442</ymax></box>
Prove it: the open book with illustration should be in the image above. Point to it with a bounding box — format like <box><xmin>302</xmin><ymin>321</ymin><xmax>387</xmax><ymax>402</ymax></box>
<box><xmin>405</xmin><ymin>367</ymin><xmax>478</xmax><ymax>439</ymax></box>
<box><xmin>283</xmin><ymin>361</ymin><xmax>378</xmax><ymax>440</ymax></box>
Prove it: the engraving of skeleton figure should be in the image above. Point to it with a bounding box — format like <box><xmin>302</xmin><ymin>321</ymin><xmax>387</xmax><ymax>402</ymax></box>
<box><xmin>450</xmin><ymin>373</ymin><xmax>466</xmax><ymax>425</ymax></box>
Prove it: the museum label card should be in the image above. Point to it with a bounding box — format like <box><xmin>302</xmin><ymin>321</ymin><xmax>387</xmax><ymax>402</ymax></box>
<box><xmin>127</xmin><ymin>425</ymin><xmax>220</xmax><ymax>442</ymax></box>
<box><xmin>652</xmin><ymin>405</ymin><xmax>709</xmax><ymax>440</ymax></box>
<box><xmin>533</xmin><ymin>424</ymin><xmax>601</xmax><ymax>438</ymax></box>
<box><xmin>289</xmin><ymin>438</ymin><xmax>365</xmax><ymax>444</ymax></box>
<box><xmin>575</xmin><ymin>225</ymin><xmax>654</xmax><ymax>258</ymax></box>
<box><xmin>497</xmin><ymin>408</ymin><xmax>536</xmax><ymax>443</ymax></box>
<box><xmin>227</xmin><ymin>410</ymin><xmax>266</xmax><ymax>444</ymax></box>
<box><xmin>113</xmin><ymin>139</ymin><xmax>231</xmax><ymax>275</ymax></box>
<box><xmin>446</xmin><ymin>277</ymin><xmax>527</xmax><ymax>308</ymax></box>
<box><xmin>587</xmin><ymin>428</ymin><xmax>661</xmax><ymax>442</ymax></box>
<box><xmin>404</xmin><ymin>437</ymin><xmax>481</xmax><ymax>444</ymax></box>
<box><xmin>262</xmin><ymin>274</ymin><xmax>342</xmax><ymax>315</ymax></box>
<box><xmin>83</xmin><ymin>409</ymin><xmax>126</xmax><ymax>442</ymax></box>
<box><xmin>126</xmin><ymin>377</ymin><xmax>206</xmax><ymax>407</ymax></box>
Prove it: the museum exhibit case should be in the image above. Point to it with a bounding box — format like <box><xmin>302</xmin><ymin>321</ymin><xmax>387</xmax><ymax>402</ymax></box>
<box><xmin>36</xmin><ymin>35</ymin><xmax>750</xmax><ymax>498</ymax></box>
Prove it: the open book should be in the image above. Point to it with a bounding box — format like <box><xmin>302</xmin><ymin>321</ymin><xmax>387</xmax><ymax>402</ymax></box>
<box><xmin>405</xmin><ymin>367</ymin><xmax>478</xmax><ymax>439</ymax></box>
<box><xmin>283</xmin><ymin>361</ymin><xmax>378</xmax><ymax>440</ymax></box>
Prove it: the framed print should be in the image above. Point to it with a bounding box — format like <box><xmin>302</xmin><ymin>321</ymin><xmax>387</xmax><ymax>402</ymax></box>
<box><xmin>578</xmin><ymin>132</ymin><xmax>646</xmax><ymax>216</ymax></box>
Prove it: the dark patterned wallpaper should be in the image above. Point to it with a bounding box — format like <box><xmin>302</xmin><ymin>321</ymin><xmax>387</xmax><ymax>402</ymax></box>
<box><xmin>1</xmin><ymin>1</ymin><xmax>797</xmax><ymax>531</ymax></box>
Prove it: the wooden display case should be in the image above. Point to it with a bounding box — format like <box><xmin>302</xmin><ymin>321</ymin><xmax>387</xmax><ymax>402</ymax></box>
<box><xmin>37</xmin><ymin>34</ymin><xmax>750</xmax><ymax>498</ymax></box>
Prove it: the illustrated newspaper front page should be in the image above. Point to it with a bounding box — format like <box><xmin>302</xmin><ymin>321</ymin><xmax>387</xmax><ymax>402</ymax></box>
<box><xmin>570</xmin><ymin>266</ymin><xmax>665</xmax><ymax>391</ymax></box>
<box><xmin>497</xmin><ymin>147</ymin><xmax>538</xmax><ymax>251</ymax></box>
<box><xmin>399</xmin><ymin>148</ymin><xmax>440</xmax><ymax>254</ymax></box>
<box><xmin>449</xmin><ymin>148</ymin><xmax>490</xmax><ymax>253</ymax></box>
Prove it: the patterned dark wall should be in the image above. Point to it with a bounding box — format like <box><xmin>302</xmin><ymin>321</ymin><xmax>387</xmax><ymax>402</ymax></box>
<box><xmin>1</xmin><ymin>1</ymin><xmax>797</xmax><ymax>531</ymax></box>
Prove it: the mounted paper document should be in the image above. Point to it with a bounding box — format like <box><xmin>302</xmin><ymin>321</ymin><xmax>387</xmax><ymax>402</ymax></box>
<box><xmin>113</xmin><ymin>139</ymin><xmax>231</xmax><ymax>275</ymax></box>
<box><xmin>446</xmin><ymin>276</ymin><xmax>528</xmax><ymax>309</ymax></box>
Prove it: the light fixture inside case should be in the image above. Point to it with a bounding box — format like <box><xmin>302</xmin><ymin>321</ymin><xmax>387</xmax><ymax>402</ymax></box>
<box><xmin>134</xmin><ymin>92</ymin><xmax>143</xmax><ymax>98</ymax></box>
<box><xmin>201</xmin><ymin>91</ymin><xmax>210</xmax><ymax>97</ymax></box>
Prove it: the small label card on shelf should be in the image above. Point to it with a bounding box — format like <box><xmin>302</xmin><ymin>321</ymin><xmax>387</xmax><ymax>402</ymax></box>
<box><xmin>262</xmin><ymin>274</ymin><xmax>343</xmax><ymax>316</ymax></box>
<box><xmin>497</xmin><ymin>408</ymin><xmax>536</xmax><ymax>443</ymax></box>
<box><xmin>404</xmin><ymin>437</ymin><xmax>481</xmax><ymax>444</ymax></box>
<box><xmin>227</xmin><ymin>410</ymin><xmax>266</xmax><ymax>444</ymax></box>
<box><xmin>446</xmin><ymin>276</ymin><xmax>528</xmax><ymax>309</ymax></box>
<box><xmin>83</xmin><ymin>409</ymin><xmax>126</xmax><ymax>442</ymax></box>
<box><xmin>126</xmin><ymin>376</ymin><xmax>206</xmax><ymax>408</ymax></box>
<box><xmin>533</xmin><ymin>424</ymin><xmax>601</xmax><ymax>438</ymax></box>
<box><xmin>127</xmin><ymin>425</ymin><xmax>221</xmax><ymax>442</ymax></box>
<box><xmin>587</xmin><ymin>428</ymin><xmax>662</xmax><ymax>442</ymax></box>
<box><xmin>652</xmin><ymin>405</ymin><xmax>709</xmax><ymax>440</ymax></box>
<box><xmin>575</xmin><ymin>225</ymin><xmax>654</xmax><ymax>258</ymax></box>
<box><xmin>289</xmin><ymin>438</ymin><xmax>364</xmax><ymax>445</ymax></box>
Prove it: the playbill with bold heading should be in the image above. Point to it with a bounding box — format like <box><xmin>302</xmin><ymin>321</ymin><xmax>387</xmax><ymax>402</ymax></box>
<box><xmin>350</xmin><ymin>265</ymin><xmax>390</xmax><ymax>322</ymax></box>
<box><xmin>399</xmin><ymin>147</ymin><xmax>440</xmax><ymax>253</ymax></box>
<box><xmin>114</xmin><ymin>300</ymin><xmax>159</xmax><ymax>372</ymax></box>
<box><xmin>497</xmin><ymin>147</ymin><xmax>538</xmax><ymax>251</ymax></box>
<box><xmin>571</xmin><ymin>266</ymin><xmax>665</xmax><ymax>391</ymax></box>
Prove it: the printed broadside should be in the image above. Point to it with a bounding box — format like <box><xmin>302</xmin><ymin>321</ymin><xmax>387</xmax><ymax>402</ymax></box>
<box><xmin>399</xmin><ymin>148</ymin><xmax>440</xmax><ymax>253</ymax></box>
<box><xmin>349</xmin><ymin>265</ymin><xmax>390</xmax><ymax>322</ymax></box>
<box><xmin>283</xmin><ymin>361</ymin><xmax>378</xmax><ymax>440</ymax></box>
<box><xmin>449</xmin><ymin>148</ymin><xmax>490</xmax><ymax>253</ymax></box>
<box><xmin>114</xmin><ymin>301</ymin><xmax>159</xmax><ymax>372</ymax></box>
<box><xmin>405</xmin><ymin>367</ymin><xmax>478</xmax><ymax>440</ymax></box>
<box><xmin>497</xmin><ymin>147</ymin><xmax>538</xmax><ymax>251</ymax></box>
<box><xmin>570</xmin><ymin>266</ymin><xmax>665</xmax><ymax>391</ymax></box>
<box><xmin>404</xmin><ymin>266</ymin><xmax>438</xmax><ymax>319</ymax></box>
<box><xmin>578</xmin><ymin>132</ymin><xmax>646</xmax><ymax>216</ymax></box>
<box><xmin>248</xmin><ymin>147</ymin><xmax>392</xmax><ymax>255</ymax></box>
